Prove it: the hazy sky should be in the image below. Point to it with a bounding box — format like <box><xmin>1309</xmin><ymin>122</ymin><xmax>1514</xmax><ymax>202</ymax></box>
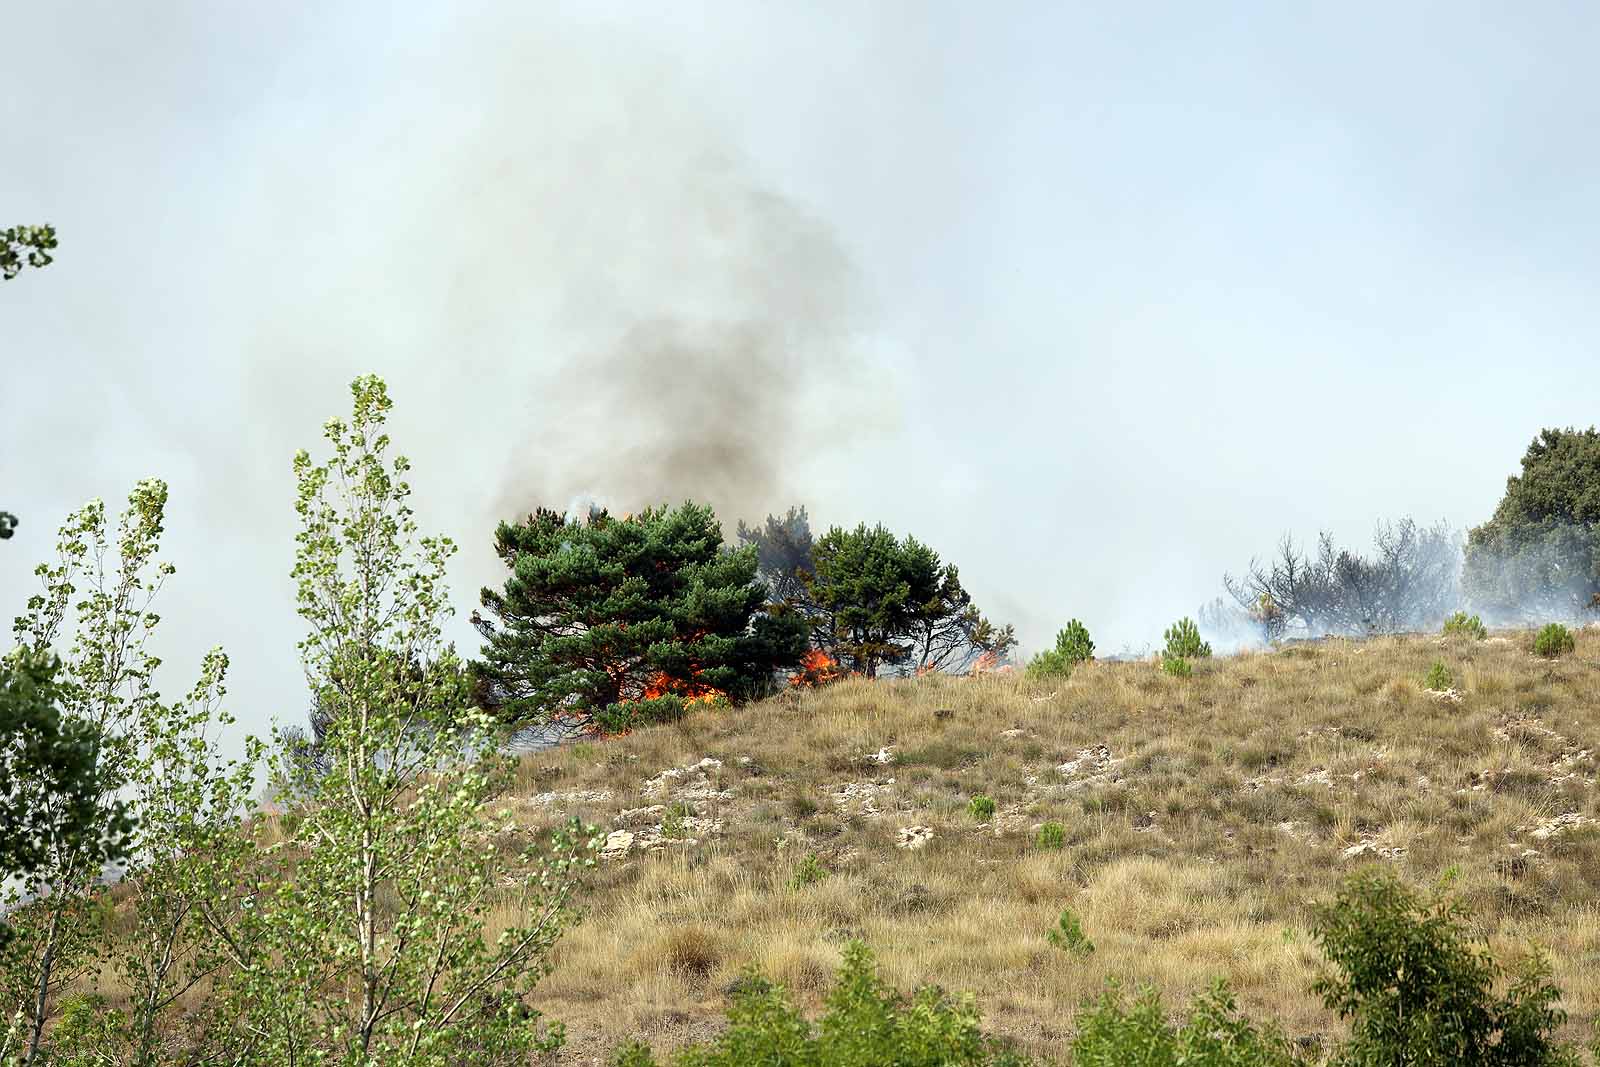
<box><xmin>5</xmin><ymin>2</ymin><xmax>1599</xmax><ymax>748</ymax></box>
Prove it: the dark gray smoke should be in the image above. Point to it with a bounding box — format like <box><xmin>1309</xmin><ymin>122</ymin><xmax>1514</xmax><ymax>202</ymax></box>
<box><xmin>490</xmin><ymin>176</ymin><xmax>869</xmax><ymax>528</ymax></box>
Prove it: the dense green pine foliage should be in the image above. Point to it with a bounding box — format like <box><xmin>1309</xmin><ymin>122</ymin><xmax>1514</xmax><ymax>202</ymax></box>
<box><xmin>1026</xmin><ymin>619</ymin><xmax>1094</xmax><ymax>678</ymax></box>
<box><xmin>1465</xmin><ymin>427</ymin><xmax>1600</xmax><ymax>619</ymax></box>
<box><xmin>807</xmin><ymin>523</ymin><xmax>1014</xmax><ymax>677</ymax></box>
<box><xmin>474</xmin><ymin>503</ymin><xmax>808</xmax><ymax>732</ymax></box>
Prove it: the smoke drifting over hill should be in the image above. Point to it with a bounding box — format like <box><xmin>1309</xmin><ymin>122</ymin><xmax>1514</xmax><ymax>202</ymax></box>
<box><xmin>0</xmin><ymin>6</ymin><xmax>885</xmax><ymax>745</ymax></box>
<box><xmin>10</xmin><ymin>4</ymin><xmax>1600</xmax><ymax>745</ymax></box>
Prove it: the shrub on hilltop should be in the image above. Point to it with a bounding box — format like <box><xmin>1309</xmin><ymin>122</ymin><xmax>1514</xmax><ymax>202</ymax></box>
<box><xmin>1163</xmin><ymin>617</ymin><xmax>1211</xmax><ymax>659</ymax></box>
<box><xmin>1442</xmin><ymin>612</ymin><xmax>1488</xmax><ymax>640</ymax></box>
<box><xmin>1533</xmin><ymin>623</ymin><xmax>1576</xmax><ymax>658</ymax></box>
<box><xmin>1027</xmin><ymin>619</ymin><xmax>1094</xmax><ymax>679</ymax></box>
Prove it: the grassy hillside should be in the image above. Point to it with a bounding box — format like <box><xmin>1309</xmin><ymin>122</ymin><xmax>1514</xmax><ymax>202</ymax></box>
<box><xmin>509</xmin><ymin>630</ymin><xmax>1600</xmax><ymax>1064</ymax></box>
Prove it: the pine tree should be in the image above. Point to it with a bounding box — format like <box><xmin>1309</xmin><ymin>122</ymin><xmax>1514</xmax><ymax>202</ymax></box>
<box><xmin>473</xmin><ymin>503</ymin><xmax>807</xmax><ymax>732</ymax></box>
<box><xmin>808</xmin><ymin>524</ymin><xmax>1014</xmax><ymax>677</ymax></box>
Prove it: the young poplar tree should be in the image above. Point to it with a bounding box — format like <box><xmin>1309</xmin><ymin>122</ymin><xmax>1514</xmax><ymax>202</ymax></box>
<box><xmin>1</xmin><ymin>480</ymin><xmax>251</xmax><ymax>1065</ymax></box>
<box><xmin>225</xmin><ymin>375</ymin><xmax>598</xmax><ymax>1065</ymax></box>
<box><xmin>44</xmin><ymin>645</ymin><xmax>263</xmax><ymax>1067</ymax></box>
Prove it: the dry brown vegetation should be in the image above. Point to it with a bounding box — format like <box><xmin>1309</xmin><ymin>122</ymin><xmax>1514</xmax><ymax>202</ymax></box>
<box><xmin>503</xmin><ymin>629</ymin><xmax>1600</xmax><ymax>1065</ymax></box>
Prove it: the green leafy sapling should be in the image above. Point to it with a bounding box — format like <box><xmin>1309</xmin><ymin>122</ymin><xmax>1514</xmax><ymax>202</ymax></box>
<box><xmin>2</xmin><ymin>482</ymin><xmax>182</xmax><ymax>1063</ymax></box>
<box><xmin>1046</xmin><ymin>908</ymin><xmax>1094</xmax><ymax>957</ymax></box>
<box><xmin>1424</xmin><ymin>661</ymin><xmax>1455</xmax><ymax>691</ymax></box>
<box><xmin>1311</xmin><ymin>871</ymin><xmax>1578</xmax><ymax>1066</ymax></box>
<box><xmin>221</xmin><ymin>375</ymin><xmax>602</xmax><ymax>1064</ymax></box>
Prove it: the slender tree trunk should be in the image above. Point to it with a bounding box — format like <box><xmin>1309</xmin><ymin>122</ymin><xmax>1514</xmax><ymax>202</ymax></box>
<box><xmin>23</xmin><ymin>899</ymin><xmax>64</xmax><ymax>1063</ymax></box>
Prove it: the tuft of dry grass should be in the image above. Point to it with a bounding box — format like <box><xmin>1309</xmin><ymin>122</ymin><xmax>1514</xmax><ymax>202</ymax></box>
<box><xmin>501</xmin><ymin>629</ymin><xmax>1600</xmax><ymax>1063</ymax></box>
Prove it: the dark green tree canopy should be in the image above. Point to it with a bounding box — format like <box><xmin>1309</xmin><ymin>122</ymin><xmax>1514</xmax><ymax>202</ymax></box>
<box><xmin>807</xmin><ymin>523</ymin><xmax>1015</xmax><ymax>677</ymax></box>
<box><xmin>0</xmin><ymin>652</ymin><xmax>128</xmax><ymax>946</ymax></box>
<box><xmin>472</xmin><ymin>502</ymin><xmax>807</xmax><ymax>732</ymax></box>
<box><xmin>1465</xmin><ymin>427</ymin><xmax>1600</xmax><ymax>619</ymax></box>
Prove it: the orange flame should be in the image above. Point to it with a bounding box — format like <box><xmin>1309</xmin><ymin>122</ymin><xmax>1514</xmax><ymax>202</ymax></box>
<box><xmin>642</xmin><ymin>671</ymin><xmax>725</xmax><ymax>706</ymax></box>
<box><xmin>790</xmin><ymin>648</ymin><xmax>844</xmax><ymax>688</ymax></box>
<box><xmin>971</xmin><ymin>650</ymin><xmax>1013</xmax><ymax>675</ymax></box>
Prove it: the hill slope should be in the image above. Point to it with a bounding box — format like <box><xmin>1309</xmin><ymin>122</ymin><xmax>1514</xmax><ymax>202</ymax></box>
<box><xmin>511</xmin><ymin>631</ymin><xmax>1600</xmax><ymax>1064</ymax></box>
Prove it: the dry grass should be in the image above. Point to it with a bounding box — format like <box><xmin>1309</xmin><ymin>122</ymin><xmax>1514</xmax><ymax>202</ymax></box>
<box><xmin>497</xmin><ymin>629</ymin><xmax>1600</xmax><ymax>1064</ymax></box>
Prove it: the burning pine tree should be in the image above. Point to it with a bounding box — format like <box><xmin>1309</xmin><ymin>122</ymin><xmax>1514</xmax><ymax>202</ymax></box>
<box><xmin>745</xmin><ymin>512</ymin><xmax>1016</xmax><ymax>678</ymax></box>
<box><xmin>472</xmin><ymin>503</ymin><xmax>808</xmax><ymax>733</ymax></box>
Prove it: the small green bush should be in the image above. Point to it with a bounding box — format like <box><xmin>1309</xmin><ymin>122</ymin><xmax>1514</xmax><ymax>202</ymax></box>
<box><xmin>1423</xmin><ymin>661</ymin><xmax>1454</xmax><ymax>691</ymax></box>
<box><xmin>1025</xmin><ymin>650</ymin><xmax>1073</xmax><ymax>679</ymax></box>
<box><xmin>1162</xmin><ymin>617</ymin><xmax>1212</xmax><ymax>660</ymax></box>
<box><xmin>595</xmin><ymin>693</ymin><xmax>686</xmax><ymax>734</ymax></box>
<box><xmin>1046</xmin><ymin>908</ymin><xmax>1094</xmax><ymax>957</ymax></box>
<box><xmin>1160</xmin><ymin>654</ymin><xmax>1193</xmax><ymax>678</ymax></box>
<box><xmin>790</xmin><ymin>852</ymin><xmax>829</xmax><ymax>890</ymax></box>
<box><xmin>1311</xmin><ymin>870</ymin><xmax>1578</xmax><ymax>1066</ymax></box>
<box><xmin>1070</xmin><ymin>981</ymin><xmax>1300</xmax><ymax>1067</ymax></box>
<box><xmin>612</xmin><ymin>942</ymin><xmax>1026</xmax><ymax>1067</ymax></box>
<box><xmin>1534</xmin><ymin>623</ymin><xmax>1576</xmax><ymax>658</ymax></box>
<box><xmin>1027</xmin><ymin>619</ymin><xmax>1095</xmax><ymax>679</ymax></box>
<box><xmin>1035</xmin><ymin>821</ymin><xmax>1067</xmax><ymax>850</ymax></box>
<box><xmin>968</xmin><ymin>794</ymin><xmax>997</xmax><ymax>820</ymax></box>
<box><xmin>1441</xmin><ymin>612</ymin><xmax>1487</xmax><ymax>640</ymax></box>
<box><xmin>662</xmin><ymin>802</ymin><xmax>692</xmax><ymax>840</ymax></box>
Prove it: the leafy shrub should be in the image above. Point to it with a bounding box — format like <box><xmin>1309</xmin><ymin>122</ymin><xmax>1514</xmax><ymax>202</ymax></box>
<box><xmin>1026</xmin><ymin>650</ymin><xmax>1073</xmax><ymax>678</ymax></box>
<box><xmin>1070</xmin><ymin>981</ymin><xmax>1300</xmax><ymax>1067</ymax></box>
<box><xmin>1311</xmin><ymin>870</ymin><xmax>1579</xmax><ymax>1067</ymax></box>
<box><xmin>612</xmin><ymin>942</ymin><xmax>1026</xmax><ymax>1067</ymax></box>
<box><xmin>968</xmin><ymin>794</ymin><xmax>997</xmax><ymax>820</ymax></box>
<box><xmin>1027</xmin><ymin>620</ymin><xmax>1094</xmax><ymax>679</ymax></box>
<box><xmin>1046</xmin><ymin>908</ymin><xmax>1094</xmax><ymax>957</ymax></box>
<box><xmin>595</xmin><ymin>694</ymin><xmax>687</xmax><ymax>735</ymax></box>
<box><xmin>1534</xmin><ymin>623</ymin><xmax>1575</xmax><ymax>658</ymax></box>
<box><xmin>1163</xmin><ymin>617</ymin><xmax>1211</xmax><ymax>660</ymax></box>
<box><xmin>662</xmin><ymin>802</ymin><xmax>692</xmax><ymax>840</ymax></box>
<box><xmin>1035</xmin><ymin>821</ymin><xmax>1066</xmax><ymax>850</ymax></box>
<box><xmin>1441</xmin><ymin>612</ymin><xmax>1487</xmax><ymax>640</ymax></box>
<box><xmin>1424</xmin><ymin>661</ymin><xmax>1454</xmax><ymax>691</ymax></box>
<box><xmin>790</xmin><ymin>852</ymin><xmax>829</xmax><ymax>890</ymax></box>
<box><xmin>1160</xmin><ymin>654</ymin><xmax>1193</xmax><ymax>678</ymax></box>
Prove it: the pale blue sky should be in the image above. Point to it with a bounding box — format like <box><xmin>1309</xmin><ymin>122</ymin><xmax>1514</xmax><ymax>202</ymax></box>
<box><xmin>4</xmin><ymin>2</ymin><xmax>1598</xmax><ymax>745</ymax></box>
